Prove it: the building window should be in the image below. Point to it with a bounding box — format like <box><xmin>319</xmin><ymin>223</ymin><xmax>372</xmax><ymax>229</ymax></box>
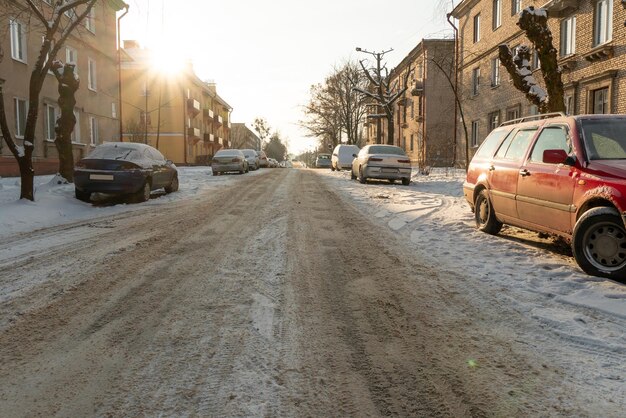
<box><xmin>491</xmin><ymin>58</ymin><xmax>500</xmax><ymax>87</ymax></box>
<box><xmin>529</xmin><ymin>105</ymin><xmax>539</xmax><ymax>115</ymax></box>
<box><xmin>512</xmin><ymin>0</ymin><xmax>522</xmax><ymax>15</ymax></box>
<box><xmin>112</xmin><ymin>103</ymin><xmax>117</xmax><ymax>119</ymax></box>
<box><xmin>45</xmin><ymin>104</ymin><xmax>58</xmax><ymax>141</ymax></box>
<box><xmin>506</xmin><ymin>105</ymin><xmax>521</xmax><ymax>121</ymax></box>
<box><xmin>493</xmin><ymin>0</ymin><xmax>502</xmax><ymax>30</ymax></box>
<box><xmin>565</xmin><ymin>94</ymin><xmax>574</xmax><ymax>115</ymax></box>
<box><xmin>593</xmin><ymin>0</ymin><xmax>613</xmax><ymax>47</ymax></box>
<box><xmin>418</xmin><ymin>96</ymin><xmax>423</xmax><ymax>117</ymax></box>
<box><xmin>473</xmin><ymin>14</ymin><xmax>481</xmax><ymax>43</ymax></box>
<box><xmin>488</xmin><ymin>111</ymin><xmax>500</xmax><ymax>132</ymax></box>
<box><xmin>88</xmin><ymin>58</ymin><xmax>97</xmax><ymax>91</ymax></box>
<box><xmin>472</xmin><ymin>67</ymin><xmax>480</xmax><ymax>95</ymax></box>
<box><xmin>471</xmin><ymin>121</ymin><xmax>480</xmax><ymax>148</ymax></box>
<box><xmin>14</xmin><ymin>98</ymin><xmax>28</xmax><ymax>138</ymax></box>
<box><xmin>560</xmin><ymin>16</ymin><xmax>576</xmax><ymax>56</ymax></box>
<box><xmin>71</xmin><ymin>109</ymin><xmax>81</xmax><ymax>143</ymax></box>
<box><xmin>89</xmin><ymin>116</ymin><xmax>99</xmax><ymax>145</ymax></box>
<box><xmin>592</xmin><ymin>87</ymin><xmax>609</xmax><ymax>114</ymax></box>
<box><xmin>10</xmin><ymin>19</ymin><xmax>27</xmax><ymax>62</ymax></box>
<box><xmin>85</xmin><ymin>6</ymin><xmax>95</xmax><ymax>33</ymax></box>
<box><xmin>402</xmin><ymin>136</ymin><xmax>406</xmax><ymax>150</ymax></box>
<box><xmin>66</xmin><ymin>46</ymin><xmax>78</xmax><ymax>74</ymax></box>
<box><xmin>410</xmin><ymin>134</ymin><xmax>414</xmax><ymax>151</ymax></box>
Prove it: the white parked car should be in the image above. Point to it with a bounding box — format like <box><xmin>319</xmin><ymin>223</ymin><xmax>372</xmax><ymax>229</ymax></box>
<box><xmin>351</xmin><ymin>145</ymin><xmax>412</xmax><ymax>185</ymax></box>
<box><xmin>331</xmin><ymin>144</ymin><xmax>360</xmax><ymax>171</ymax></box>
<box><xmin>240</xmin><ymin>149</ymin><xmax>260</xmax><ymax>170</ymax></box>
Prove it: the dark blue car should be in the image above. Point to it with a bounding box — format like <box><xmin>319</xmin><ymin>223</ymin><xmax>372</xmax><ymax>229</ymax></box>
<box><xmin>74</xmin><ymin>142</ymin><xmax>178</xmax><ymax>203</ymax></box>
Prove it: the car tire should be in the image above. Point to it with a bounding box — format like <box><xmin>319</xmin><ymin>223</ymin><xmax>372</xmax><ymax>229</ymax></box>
<box><xmin>165</xmin><ymin>175</ymin><xmax>179</xmax><ymax>193</ymax></box>
<box><xmin>572</xmin><ymin>207</ymin><xmax>626</xmax><ymax>279</ymax></box>
<box><xmin>134</xmin><ymin>181</ymin><xmax>151</xmax><ymax>203</ymax></box>
<box><xmin>75</xmin><ymin>188</ymin><xmax>91</xmax><ymax>203</ymax></box>
<box><xmin>402</xmin><ymin>178</ymin><xmax>410</xmax><ymax>186</ymax></box>
<box><xmin>358</xmin><ymin>166</ymin><xmax>367</xmax><ymax>184</ymax></box>
<box><xmin>388</xmin><ymin>179</ymin><xmax>395</xmax><ymax>184</ymax></box>
<box><xmin>331</xmin><ymin>166</ymin><xmax>335</xmax><ymax>172</ymax></box>
<box><xmin>351</xmin><ymin>170</ymin><xmax>357</xmax><ymax>180</ymax></box>
<box><xmin>474</xmin><ymin>189</ymin><xmax>502</xmax><ymax>235</ymax></box>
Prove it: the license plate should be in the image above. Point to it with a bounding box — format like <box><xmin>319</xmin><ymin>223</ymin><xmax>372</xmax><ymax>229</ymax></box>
<box><xmin>90</xmin><ymin>174</ymin><xmax>114</xmax><ymax>181</ymax></box>
<box><xmin>382</xmin><ymin>168</ymin><xmax>398</xmax><ymax>173</ymax></box>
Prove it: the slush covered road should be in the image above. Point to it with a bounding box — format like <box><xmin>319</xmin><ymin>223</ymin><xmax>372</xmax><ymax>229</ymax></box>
<box><xmin>0</xmin><ymin>169</ymin><xmax>617</xmax><ymax>416</ymax></box>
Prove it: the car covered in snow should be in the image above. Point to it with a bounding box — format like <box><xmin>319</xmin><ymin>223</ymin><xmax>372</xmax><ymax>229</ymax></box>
<box><xmin>331</xmin><ymin>144</ymin><xmax>360</xmax><ymax>171</ymax></box>
<box><xmin>74</xmin><ymin>142</ymin><xmax>178</xmax><ymax>203</ymax></box>
<box><xmin>315</xmin><ymin>153</ymin><xmax>332</xmax><ymax>168</ymax></box>
<box><xmin>211</xmin><ymin>149</ymin><xmax>249</xmax><ymax>175</ymax></box>
<box><xmin>351</xmin><ymin>145</ymin><xmax>412</xmax><ymax>185</ymax></box>
<box><xmin>256</xmin><ymin>150</ymin><xmax>270</xmax><ymax>168</ymax></box>
<box><xmin>465</xmin><ymin>113</ymin><xmax>626</xmax><ymax>280</ymax></box>
<box><xmin>240</xmin><ymin>149</ymin><xmax>260</xmax><ymax>170</ymax></box>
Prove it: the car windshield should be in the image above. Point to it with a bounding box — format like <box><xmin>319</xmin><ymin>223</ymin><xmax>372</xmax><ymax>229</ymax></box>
<box><xmin>581</xmin><ymin>119</ymin><xmax>626</xmax><ymax>160</ymax></box>
<box><xmin>242</xmin><ymin>151</ymin><xmax>255</xmax><ymax>157</ymax></box>
<box><xmin>369</xmin><ymin>146</ymin><xmax>405</xmax><ymax>155</ymax></box>
<box><xmin>86</xmin><ymin>146</ymin><xmax>141</xmax><ymax>161</ymax></box>
<box><xmin>216</xmin><ymin>151</ymin><xmax>241</xmax><ymax>157</ymax></box>
<box><xmin>317</xmin><ymin>155</ymin><xmax>330</xmax><ymax>160</ymax></box>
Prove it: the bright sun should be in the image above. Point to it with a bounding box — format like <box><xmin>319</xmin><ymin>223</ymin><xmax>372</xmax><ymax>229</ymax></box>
<box><xmin>149</xmin><ymin>40</ymin><xmax>188</xmax><ymax>76</ymax></box>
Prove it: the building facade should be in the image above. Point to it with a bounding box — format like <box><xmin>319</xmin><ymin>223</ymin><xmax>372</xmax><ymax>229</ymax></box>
<box><xmin>0</xmin><ymin>0</ymin><xmax>127</xmax><ymax>176</ymax></box>
<box><xmin>120</xmin><ymin>41</ymin><xmax>232</xmax><ymax>165</ymax></box>
<box><xmin>451</xmin><ymin>0</ymin><xmax>626</xmax><ymax>164</ymax></box>
<box><xmin>365</xmin><ymin>39</ymin><xmax>457</xmax><ymax>169</ymax></box>
<box><xmin>230</xmin><ymin>123</ymin><xmax>261</xmax><ymax>150</ymax></box>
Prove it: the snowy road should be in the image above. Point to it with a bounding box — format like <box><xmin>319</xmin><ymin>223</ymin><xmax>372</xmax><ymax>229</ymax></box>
<box><xmin>0</xmin><ymin>168</ymin><xmax>624</xmax><ymax>416</ymax></box>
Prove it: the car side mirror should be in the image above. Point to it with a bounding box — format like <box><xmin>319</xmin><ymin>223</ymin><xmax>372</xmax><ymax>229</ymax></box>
<box><xmin>352</xmin><ymin>154</ymin><xmax>357</xmax><ymax>158</ymax></box>
<box><xmin>543</xmin><ymin>149</ymin><xmax>568</xmax><ymax>165</ymax></box>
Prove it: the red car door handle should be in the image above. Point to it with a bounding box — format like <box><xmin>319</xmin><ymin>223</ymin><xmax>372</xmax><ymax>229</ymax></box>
<box><xmin>519</xmin><ymin>169</ymin><xmax>531</xmax><ymax>177</ymax></box>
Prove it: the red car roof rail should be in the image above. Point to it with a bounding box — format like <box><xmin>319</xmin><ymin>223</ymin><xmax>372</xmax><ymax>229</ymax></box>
<box><xmin>499</xmin><ymin>112</ymin><xmax>566</xmax><ymax>127</ymax></box>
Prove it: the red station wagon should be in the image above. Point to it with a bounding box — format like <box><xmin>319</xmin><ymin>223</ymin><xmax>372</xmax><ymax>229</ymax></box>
<box><xmin>464</xmin><ymin>113</ymin><xmax>626</xmax><ymax>280</ymax></box>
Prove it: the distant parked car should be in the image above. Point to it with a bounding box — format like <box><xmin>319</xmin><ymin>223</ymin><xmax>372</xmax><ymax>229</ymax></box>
<box><xmin>257</xmin><ymin>150</ymin><xmax>270</xmax><ymax>168</ymax></box>
<box><xmin>241</xmin><ymin>149</ymin><xmax>260</xmax><ymax>170</ymax></box>
<box><xmin>211</xmin><ymin>149</ymin><xmax>249</xmax><ymax>175</ymax></box>
<box><xmin>315</xmin><ymin>153</ymin><xmax>332</xmax><ymax>168</ymax></box>
<box><xmin>465</xmin><ymin>112</ymin><xmax>626</xmax><ymax>279</ymax></box>
<box><xmin>74</xmin><ymin>142</ymin><xmax>179</xmax><ymax>203</ymax></box>
<box><xmin>351</xmin><ymin>145</ymin><xmax>411</xmax><ymax>185</ymax></box>
<box><xmin>332</xmin><ymin>144</ymin><xmax>360</xmax><ymax>171</ymax></box>
<box><xmin>269</xmin><ymin>158</ymin><xmax>278</xmax><ymax>168</ymax></box>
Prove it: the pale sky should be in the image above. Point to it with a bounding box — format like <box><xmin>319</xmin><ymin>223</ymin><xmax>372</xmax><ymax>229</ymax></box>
<box><xmin>121</xmin><ymin>0</ymin><xmax>454</xmax><ymax>154</ymax></box>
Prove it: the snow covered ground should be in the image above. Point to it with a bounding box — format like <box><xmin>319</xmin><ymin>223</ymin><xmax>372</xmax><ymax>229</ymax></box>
<box><xmin>1</xmin><ymin>166</ymin><xmax>624</xmax><ymax>410</ymax></box>
<box><xmin>314</xmin><ymin>168</ymin><xmax>626</xmax><ymax>409</ymax></box>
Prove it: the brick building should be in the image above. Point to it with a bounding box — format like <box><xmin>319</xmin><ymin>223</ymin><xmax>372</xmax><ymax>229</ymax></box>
<box><xmin>0</xmin><ymin>0</ymin><xmax>128</xmax><ymax>177</ymax></box>
<box><xmin>451</xmin><ymin>0</ymin><xmax>626</xmax><ymax>164</ymax></box>
<box><xmin>365</xmin><ymin>39</ymin><xmax>457</xmax><ymax>169</ymax></box>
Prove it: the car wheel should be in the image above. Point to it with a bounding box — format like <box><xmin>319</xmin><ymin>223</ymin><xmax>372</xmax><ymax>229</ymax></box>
<box><xmin>331</xmin><ymin>166</ymin><xmax>335</xmax><ymax>171</ymax></box>
<box><xmin>75</xmin><ymin>188</ymin><xmax>91</xmax><ymax>203</ymax></box>
<box><xmin>164</xmin><ymin>175</ymin><xmax>179</xmax><ymax>193</ymax></box>
<box><xmin>351</xmin><ymin>169</ymin><xmax>357</xmax><ymax>180</ymax></box>
<box><xmin>572</xmin><ymin>207</ymin><xmax>626</xmax><ymax>279</ymax></box>
<box><xmin>388</xmin><ymin>179</ymin><xmax>395</xmax><ymax>184</ymax></box>
<box><xmin>474</xmin><ymin>189</ymin><xmax>502</xmax><ymax>235</ymax></box>
<box><xmin>358</xmin><ymin>166</ymin><xmax>367</xmax><ymax>184</ymax></box>
<box><xmin>134</xmin><ymin>181</ymin><xmax>151</xmax><ymax>203</ymax></box>
<box><xmin>402</xmin><ymin>178</ymin><xmax>410</xmax><ymax>186</ymax></box>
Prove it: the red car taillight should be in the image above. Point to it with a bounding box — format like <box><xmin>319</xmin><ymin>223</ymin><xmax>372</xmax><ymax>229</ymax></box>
<box><xmin>232</xmin><ymin>158</ymin><xmax>241</xmax><ymax>162</ymax></box>
<box><xmin>397</xmin><ymin>159</ymin><xmax>411</xmax><ymax>164</ymax></box>
<box><xmin>368</xmin><ymin>157</ymin><xmax>383</xmax><ymax>162</ymax></box>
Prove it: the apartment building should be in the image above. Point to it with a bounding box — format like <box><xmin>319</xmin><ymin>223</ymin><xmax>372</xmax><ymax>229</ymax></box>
<box><xmin>365</xmin><ymin>39</ymin><xmax>456</xmax><ymax>169</ymax></box>
<box><xmin>230</xmin><ymin>123</ymin><xmax>261</xmax><ymax>150</ymax></box>
<box><xmin>0</xmin><ymin>0</ymin><xmax>127</xmax><ymax>176</ymax></box>
<box><xmin>451</xmin><ymin>0</ymin><xmax>626</xmax><ymax>163</ymax></box>
<box><xmin>120</xmin><ymin>41</ymin><xmax>232</xmax><ymax>165</ymax></box>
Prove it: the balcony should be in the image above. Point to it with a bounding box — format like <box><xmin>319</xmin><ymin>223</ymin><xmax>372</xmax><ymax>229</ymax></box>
<box><xmin>543</xmin><ymin>0</ymin><xmax>579</xmax><ymax>17</ymax></box>
<box><xmin>187</xmin><ymin>99</ymin><xmax>201</xmax><ymax>117</ymax></box>
<box><xmin>203</xmin><ymin>108</ymin><xmax>214</xmax><ymax>120</ymax></box>
<box><xmin>187</xmin><ymin>127</ymin><xmax>201</xmax><ymax>145</ymax></box>
<box><xmin>583</xmin><ymin>44</ymin><xmax>614</xmax><ymax>63</ymax></box>
<box><xmin>203</xmin><ymin>133</ymin><xmax>215</xmax><ymax>143</ymax></box>
<box><xmin>214</xmin><ymin>115</ymin><xmax>223</xmax><ymax>127</ymax></box>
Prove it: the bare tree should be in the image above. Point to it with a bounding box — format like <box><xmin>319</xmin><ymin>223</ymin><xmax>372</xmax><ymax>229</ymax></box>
<box><xmin>0</xmin><ymin>0</ymin><xmax>98</xmax><ymax>200</ymax></box>
<box><xmin>252</xmin><ymin>117</ymin><xmax>271</xmax><ymax>146</ymax></box>
<box><xmin>498</xmin><ymin>6</ymin><xmax>565</xmax><ymax>113</ymax></box>
<box><xmin>51</xmin><ymin>62</ymin><xmax>79</xmax><ymax>182</ymax></box>
<box><xmin>300</xmin><ymin>81</ymin><xmax>342</xmax><ymax>150</ymax></box>
<box><xmin>354</xmin><ymin>48</ymin><xmax>412</xmax><ymax>146</ymax></box>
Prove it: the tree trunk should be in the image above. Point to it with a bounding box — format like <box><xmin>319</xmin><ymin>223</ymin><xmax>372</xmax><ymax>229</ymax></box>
<box><xmin>53</xmin><ymin>64</ymin><xmax>80</xmax><ymax>182</ymax></box>
<box><xmin>18</xmin><ymin>155</ymin><xmax>35</xmax><ymax>201</ymax></box>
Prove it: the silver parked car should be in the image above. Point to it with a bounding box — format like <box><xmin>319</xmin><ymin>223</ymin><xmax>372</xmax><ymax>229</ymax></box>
<box><xmin>240</xmin><ymin>149</ymin><xmax>260</xmax><ymax>170</ymax></box>
<box><xmin>351</xmin><ymin>145</ymin><xmax>412</xmax><ymax>185</ymax></box>
<box><xmin>212</xmin><ymin>149</ymin><xmax>248</xmax><ymax>175</ymax></box>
